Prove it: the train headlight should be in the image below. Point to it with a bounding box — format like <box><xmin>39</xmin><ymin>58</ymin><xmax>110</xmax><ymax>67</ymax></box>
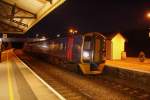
<box><xmin>83</xmin><ymin>51</ymin><xmax>90</xmax><ymax>59</ymax></box>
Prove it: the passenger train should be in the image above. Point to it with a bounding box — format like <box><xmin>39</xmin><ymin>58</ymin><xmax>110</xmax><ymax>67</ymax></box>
<box><xmin>23</xmin><ymin>32</ymin><xmax>106</xmax><ymax>75</ymax></box>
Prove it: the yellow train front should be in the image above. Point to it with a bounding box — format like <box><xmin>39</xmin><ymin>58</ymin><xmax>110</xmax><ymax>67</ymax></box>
<box><xmin>24</xmin><ymin>32</ymin><xmax>106</xmax><ymax>75</ymax></box>
<box><xmin>78</xmin><ymin>32</ymin><xmax>106</xmax><ymax>75</ymax></box>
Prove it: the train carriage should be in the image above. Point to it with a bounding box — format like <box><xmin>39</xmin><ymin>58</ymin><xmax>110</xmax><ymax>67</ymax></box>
<box><xmin>24</xmin><ymin>32</ymin><xmax>106</xmax><ymax>75</ymax></box>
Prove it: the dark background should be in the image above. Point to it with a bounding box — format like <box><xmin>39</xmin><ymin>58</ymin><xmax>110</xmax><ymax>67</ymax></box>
<box><xmin>10</xmin><ymin>0</ymin><xmax>150</xmax><ymax>57</ymax></box>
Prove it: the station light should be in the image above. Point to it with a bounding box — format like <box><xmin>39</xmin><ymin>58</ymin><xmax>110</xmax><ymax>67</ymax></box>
<box><xmin>68</xmin><ymin>28</ymin><xmax>78</xmax><ymax>35</ymax></box>
<box><xmin>74</xmin><ymin>30</ymin><xmax>78</xmax><ymax>33</ymax></box>
<box><xmin>57</xmin><ymin>34</ymin><xmax>60</xmax><ymax>37</ymax></box>
<box><xmin>40</xmin><ymin>42</ymin><xmax>49</xmax><ymax>49</ymax></box>
<box><xmin>36</xmin><ymin>34</ymin><xmax>39</xmax><ymax>38</ymax></box>
<box><xmin>69</xmin><ymin>29</ymin><xmax>74</xmax><ymax>33</ymax></box>
<box><xmin>147</xmin><ymin>13</ymin><xmax>150</xmax><ymax>38</ymax></box>
<box><xmin>147</xmin><ymin>12</ymin><xmax>150</xmax><ymax>18</ymax></box>
<box><xmin>40</xmin><ymin>36</ymin><xmax>47</xmax><ymax>41</ymax></box>
<box><xmin>41</xmin><ymin>44</ymin><xmax>48</xmax><ymax>48</ymax></box>
<box><xmin>0</xmin><ymin>38</ymin><xmax>2</xmax><ymax>48</ymax></box>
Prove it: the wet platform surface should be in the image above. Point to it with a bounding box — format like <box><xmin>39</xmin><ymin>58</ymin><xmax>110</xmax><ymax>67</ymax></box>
<box><xmin>0</xmin><ymin>49</ymin><xmax>65</xmax><ymax>100</ymax></box>
<box><xmin>106</xmin><ymin>57</ymin><xmax>150</xmax><ymax>73</ymax></box>
<box><xmin>105</xmin><ymin>58</ymin><xmax>150</xmax><ymax>93</ymax></box>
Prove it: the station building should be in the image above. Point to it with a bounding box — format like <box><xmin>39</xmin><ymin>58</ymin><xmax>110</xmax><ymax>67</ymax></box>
<box><xmin>105</xmin><ymin>33</ymin><xmax>126</xmax><ymax>60</ymax></box>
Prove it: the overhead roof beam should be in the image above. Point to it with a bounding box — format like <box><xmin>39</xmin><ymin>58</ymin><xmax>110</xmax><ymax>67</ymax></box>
<box><xmin>9</xmin><ymin>19</ymin><xmax>28</xmax><ymax>27</ymax></box>
<box><xmin>0</xmin><ymin>18</ymin><xmax>29</xmax><ymax>28</ymax></box>
<box><xmin>46</xmin><ymin>0</ymin><xmax>53</xmax><ymax>4</ymax></box>
<box><xmin>0</xmin><ymin>0</ymin><xmax>66</xmax><ymax>33</ymax></box>
<box><xmin>0</xmin><ymin>20</ymin><xmax>23</xmax><ymax>32</ymax></box>
<box><xmin>10</xmin><ymin>3</ymin><xmax>16</xmax><ymax>19</ymax></box>
<box><xmin>0</xmin><ymin>0</ymin><xmax>37</xmax><ymax>18</ymax></box>
<box><xmin>0</xmin><ymin>15</ymin><xmax>36</xmax><ymax>19</ymax></box>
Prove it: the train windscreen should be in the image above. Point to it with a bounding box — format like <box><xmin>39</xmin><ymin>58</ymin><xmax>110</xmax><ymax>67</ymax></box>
<box><xmin>83</xmin><ymin>36</ymin><xmax>92</xmax><ymax>62</ymax></box>
<box><xmin>83</xmin><ymin>34</ymin><xmax>105</xmax><ymax>64</ymax></box>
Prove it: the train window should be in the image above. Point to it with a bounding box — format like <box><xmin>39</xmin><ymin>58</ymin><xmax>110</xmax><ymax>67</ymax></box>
<box><xmin>55</xmin><ymin>43</ymin><xmax>59</xmax><ymax>50</ymax></box>
<box><xmin>64</xmin><ymin>43</ymin><xmax>66</xmax><ymax>50</ymax></box>
<box><xmin>84</xmin><ymin>41</ymin><xmax>91</xmax><ymax>50</ymax></box>
<box><xmin>83</xmin><ymin>36</ymin><xmax>92</xmax><ymax>50</ymax></box>
<box><xmin>60</xmin><ymin>43</ymin><xmax>63</xmax><ymax>50</ymax></box>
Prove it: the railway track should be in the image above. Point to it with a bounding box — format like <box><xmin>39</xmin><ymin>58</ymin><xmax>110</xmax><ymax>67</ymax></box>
<box><xmin>15</xmin><ymin>50</ymin><xmax>150</xmax><ymax>100</ymax></box>
<box><xmin>20</xmin><ymin>56</ymin><xmax>91</xmax><ymax>100</ymax></box>
<box><xmin>44</xmin><ymin>76</ymin><xmax>89</xmax><ymax>100</ymax></box>
<box><xmin>86</xmin><ymin>76</ymin><xmax>150</xmax><ymax>100</ymax></box>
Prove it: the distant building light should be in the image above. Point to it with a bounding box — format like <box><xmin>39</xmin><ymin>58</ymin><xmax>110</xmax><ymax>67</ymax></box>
<box><xmin>0</xmin><ymin>38</ymin><xmax>2</xmax><ymax>46</ymax></box>
<box><xmin>42</xmin><ymin>36</ymin><xmax>46</xmax><ymax>39</ymax></box>
<box><xmin>69</xmin><ymin>29</ymin><xmax>74</xmax><ymax>33</ymax></box>
<box><xmin>41</xmin><ymin>45</ymin><xmax>48</xmax><ymax>48</ymax></box>
<box><xmin>147</xmin><ymin>13</ymin><xmax>150</xmax><ymax>18</ymax></box>
<box><xmin>57</xmin><ymin>34</ymin><xmax>60</xmax><ymax>37</ymax></box>
<box><xmin>40</xmin><ymin>36</ymin><xmax>46</xmax><ymax>41</ymax></box>
<box><xmin>74</xmin><ymin>30</ymin><xmax>78</xmax><ymax>33</ymax></box>
<box><xmin>68</xmin><ymin>28</ymin><xmax>78</xmax><ymax>35</ymax></box>
<box><xmin>36</xmin><ymin>34</ymin><xmax>39</xmax><ymax>38</ymax></box>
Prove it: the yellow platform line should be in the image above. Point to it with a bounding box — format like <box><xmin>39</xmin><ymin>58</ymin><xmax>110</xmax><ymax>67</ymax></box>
<box><xmin>13</xmin><ymin>51</ymin><xmax>66</xmax><ymax>100</ymax></box>
<box><xmin>7</xmin><ymin>51</ymin><xmax>14</xmax><ymax>100</ymax></box>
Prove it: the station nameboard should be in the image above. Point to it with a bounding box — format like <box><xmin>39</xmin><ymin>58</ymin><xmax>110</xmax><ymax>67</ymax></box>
<box><xmin>3</xmin><ymin>34</ymin><xmax>7</xmax><ymax>38</ymax></box>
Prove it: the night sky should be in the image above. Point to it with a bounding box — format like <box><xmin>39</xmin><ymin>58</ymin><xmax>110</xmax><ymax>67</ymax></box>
<box><xmin>26</xmin><ymin>0</ymin><xmax>150</xmax><ymax>57</ymax></box>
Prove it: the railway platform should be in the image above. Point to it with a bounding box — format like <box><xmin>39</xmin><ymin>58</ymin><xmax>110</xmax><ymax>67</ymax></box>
<box><xmin>0</xmin><ymin>49</ymin><xmax>65</xmax><ymax>100</ymax></box>
<box><xmin>106</xmin><ymin>58</ymin><xmax>150</xmax><ymax>73</ymax></box>
<box><xmin>13</xmin><ymin>49</ymin><xmax>150</xmax><ymax>99</ymax></box>
<box><xmin>104</xmin><ymin>58</ymin><xmax>150</xmax><ymax>93</ymax></box>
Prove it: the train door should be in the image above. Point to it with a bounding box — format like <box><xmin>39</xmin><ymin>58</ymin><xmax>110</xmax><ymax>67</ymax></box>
<box><xmin>66</xmin><ymin>36</ymin><xmax>74</xmax><ymax>61</ymax></box>
<box><xmin>93</xmin><ymin>36</ymin><xmax>102</xmax><ymax>63</ymax></box>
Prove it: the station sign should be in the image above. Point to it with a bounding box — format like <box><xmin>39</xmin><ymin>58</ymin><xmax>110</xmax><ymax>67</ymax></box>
<box><xmin>3</xmin><ymin>34</ymin><xmax>7</xmax><ymax>38</ymax></box>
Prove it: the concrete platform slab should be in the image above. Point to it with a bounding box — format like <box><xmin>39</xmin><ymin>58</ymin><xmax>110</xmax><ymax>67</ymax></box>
<box><xmin>0</xmin><ymin>49</ymin><xmax>65</xmax><ymax>100</ymax></box>
<box><xmin>104</xmin><ymin>57</ymin><xmax>150</xmax><ymax>93</ymax></box>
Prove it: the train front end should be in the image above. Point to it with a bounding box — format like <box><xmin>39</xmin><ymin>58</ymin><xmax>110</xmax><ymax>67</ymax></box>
<box><xmin>79</xmin><ymin>32</ymin><xmax>106</xmax><ymax>75</ymax></box>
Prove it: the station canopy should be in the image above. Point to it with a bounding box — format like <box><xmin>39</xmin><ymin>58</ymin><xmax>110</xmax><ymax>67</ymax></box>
<box><xmin>0</xmin><ymin>0</ymin><xmax>65</xmax><ymax>34</ymax></box>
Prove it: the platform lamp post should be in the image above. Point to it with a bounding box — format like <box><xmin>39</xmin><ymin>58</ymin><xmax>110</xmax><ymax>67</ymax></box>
<box><xmin>66</xmin><ymin>28</ymin><xmax>78</xmax><ymax>61</ymax></box>
<box><xmin>0</xmin><ymin>38</ymin><xmax>2</xmax><ymax>62</ymax></box>
<box><xmin>146</xmin><ymin>12</ymin><xmax>150</xmax><ymax>38</ymax></box>
<box><xmin>68</xmin><ymin>28</ymin><xmax>78</xmax><ymax>35</ymax></box>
